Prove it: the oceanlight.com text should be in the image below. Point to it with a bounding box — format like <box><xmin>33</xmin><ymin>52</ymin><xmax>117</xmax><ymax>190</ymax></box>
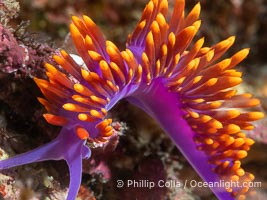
<box><xmin>116</xmin><ymin>179</ymin><xmax>262</xmax><ymax>190</ymax></box>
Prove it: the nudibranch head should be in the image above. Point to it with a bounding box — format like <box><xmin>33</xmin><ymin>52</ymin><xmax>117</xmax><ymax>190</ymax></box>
<box><xmin>0</xmin><ymin>0</ymin><xmax>264</xmax><ymax>199</ymax></box>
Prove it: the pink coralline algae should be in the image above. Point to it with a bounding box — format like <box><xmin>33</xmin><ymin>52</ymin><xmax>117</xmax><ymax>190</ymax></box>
<box><xmin>0</xmin><ymin>24</ymin><xmax>26</xmax><ymax>73</ymax></box>
<box><xmin>0</xmin><ymin>20</ymin><xmax>54</xmax><ymax>76</ymax></box>
<box><xmin>0</xmin><ymin>0</ymin><xmax>264</xmax><ymax>199</ymax></box>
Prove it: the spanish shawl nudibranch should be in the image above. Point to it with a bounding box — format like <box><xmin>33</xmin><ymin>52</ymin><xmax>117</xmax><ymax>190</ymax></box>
<box><xmin>0</xmin><ymin>0</ymin><xmax>264</xmax><ymax>199</ymax></box>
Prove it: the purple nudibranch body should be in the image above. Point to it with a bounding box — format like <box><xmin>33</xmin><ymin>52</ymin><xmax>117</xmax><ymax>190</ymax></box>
<box><xmin>0</xmin><ymin>0</ymin><xmax>264</xmax><ymax>199</ymax></box>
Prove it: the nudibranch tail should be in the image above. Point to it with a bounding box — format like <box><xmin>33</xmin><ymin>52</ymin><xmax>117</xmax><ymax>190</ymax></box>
<box><xmin>0</xmin><ymin>0</ymin><xmax>264</xmax><ymax>199</ymax></box>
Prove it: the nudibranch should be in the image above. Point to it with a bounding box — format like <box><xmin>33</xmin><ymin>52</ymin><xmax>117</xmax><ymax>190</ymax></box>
<box><xmin>0</xmin><ymin>0</ymin><xmax>264</xmax><ymax>199</ymax></box>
